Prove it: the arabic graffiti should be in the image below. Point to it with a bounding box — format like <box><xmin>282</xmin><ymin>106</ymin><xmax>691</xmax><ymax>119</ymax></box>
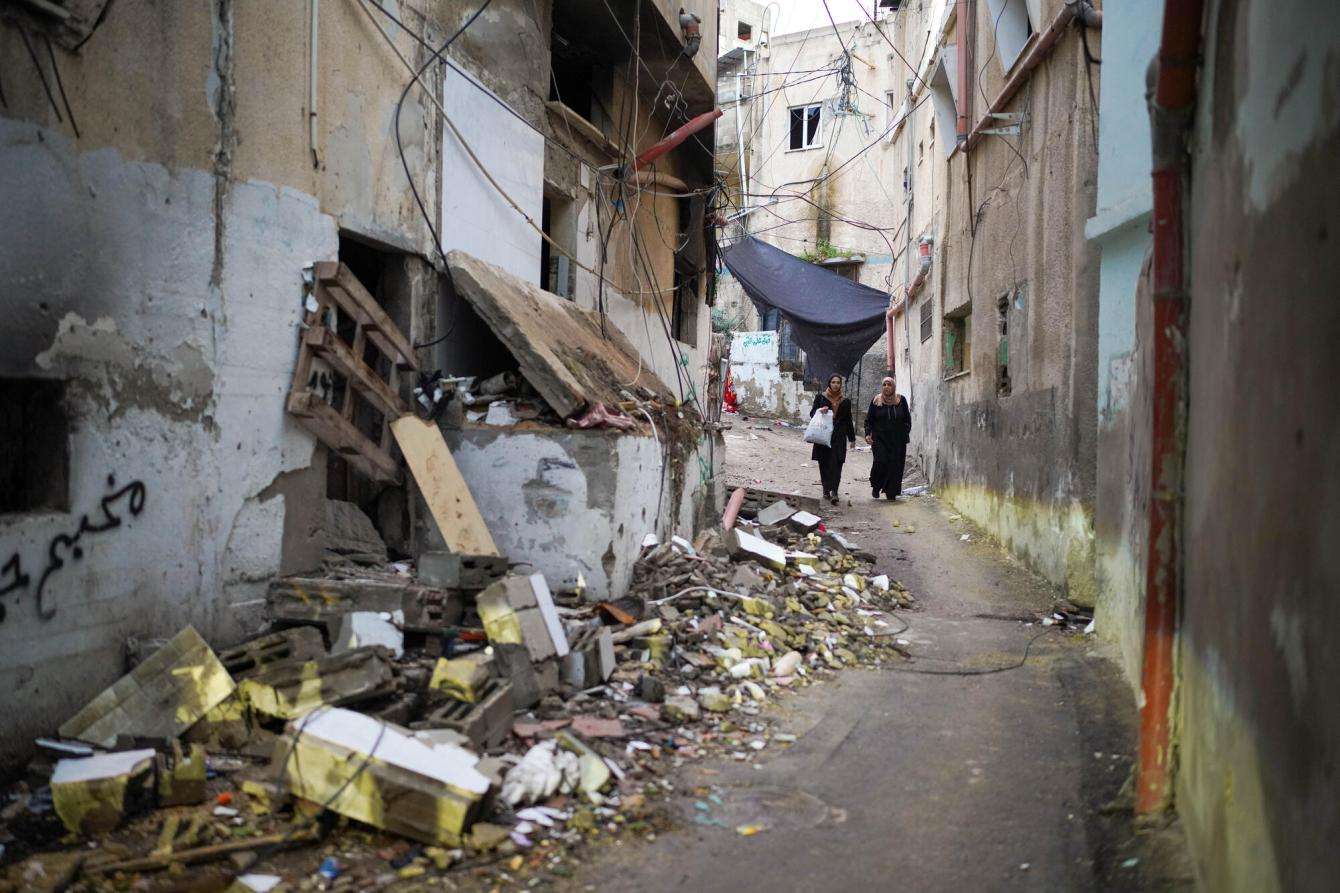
<box><xmin>0</xmin><ymin>475</ymin><xmax>147</xmax><ymax>622</ymax></box>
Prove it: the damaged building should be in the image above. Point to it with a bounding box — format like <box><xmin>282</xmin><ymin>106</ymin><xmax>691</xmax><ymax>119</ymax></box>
<box><xmin>0</xmin><ymin>0</ymin><xmax>722</xmax><ymax>774</ymax></box>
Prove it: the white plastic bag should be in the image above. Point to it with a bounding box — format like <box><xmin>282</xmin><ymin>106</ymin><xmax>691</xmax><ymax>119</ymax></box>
<box><xmin>803</xmin><ymin>408</ymin><xmax>833</xmax><ymax>447</ymax></box>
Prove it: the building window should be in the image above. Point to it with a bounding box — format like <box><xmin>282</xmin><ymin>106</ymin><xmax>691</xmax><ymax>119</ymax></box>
<box><xmin>984</xmin><ymin>0</ymin><xmax>1038</xmax><ymax>72</ymax></box>
<box><xmin>886</xmin><ymin>91</ymin><xmax>898</xmax><ymax>131</ymax></box>
<box><xmin>929</xmin><ymin>49</ymin><xmax>959</xmax><ymax>156</ymax></box>
<box><xmin>1</xmin><ymin>378</ymin><xmax>70</xmax><ymax>515</ymax></box>
<box><xmin>827</xmin><ymin>262</ymin><xmax>861</xmax><ymax>282</ymax></box>
<box><xmin>996</xmin><ymin>293</ymin><xmax>1012</xmax><ymax>395</ymax></box>
<box><xmin>738</xmin><ymin>21</ymin><xmax>753</xmax><ymax>42</ymax></box>
<box><xmin>789</xmin><ymin>103</ymin><xmax>823</xmax><ymax>150</ymax></box>
<box><xmin>920</xmin><ymin>295</ymin><xmax>933</xmax><ymax>342</ymax></box>
<box><xmin>540</xmin><ymin>192</ymin><xmax>576</xmax><ymax>297</ymax></box>
<box><xmin>944</xmin><ymin>309</ymin><xmax>970</xmax><ymax>377</ymax></box>
<box><xmin>672</xmin><ymin>272</ymin><xmax>700</xmax><ymax>347</ymax></box>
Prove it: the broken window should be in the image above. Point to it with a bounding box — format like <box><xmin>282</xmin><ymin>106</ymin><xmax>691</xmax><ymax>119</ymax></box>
<box><xmin>540</xmin><ymin>193</ymin><xmax>576</xmax><ymax>298</ymax></box>
<box><xmin>0</xmin><ymin>378</ymin><xmax>70</xmax><ymax>514</ymax></box>
<box><xmin>944</xmin><ymin>309</ymin><xmax>970</xmax><ymax>378</ymax></box>
<box><xmin>929</xmin><ymin>48</ymin><xmax>959</xmax><ymax>156</ymax></box>
<box><xmin>550</xmin><ymin>18</ymin><xmax>611</xmax><ymax>127</ymax></box>
<box><xmin>997</xmin><ymin>292</ymin><xmax>1012</xmax><ymax>395</ymax></box>
<box><xmin>672</xmin><ymin>271</ymin><xmax>701</xmax><ymax>347</ymax></box>
<box><xmin>920</xmin><ymin>295</ymin><xmax>933</xmax><ymax>343</ymax></box>
<box><xmin>737</xmin><ymin>20</ymin><xmax>753</xmax><ymax>42</ymax></box>
<box><xmin>984</xmin><ymin>0</ymin><xmax>1038</xmax><ymax>72</ymax></box>
<box><xmin>789</xmin><ymin>103</ymin><xmax>823</xmax><ymax>151</ymax></box>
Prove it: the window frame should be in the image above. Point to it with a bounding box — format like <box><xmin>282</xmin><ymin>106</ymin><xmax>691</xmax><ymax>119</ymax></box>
<box><xmin>787</xmin><ymin>102</ymin><xmax>825</xmax><ymax>151</ymax></box>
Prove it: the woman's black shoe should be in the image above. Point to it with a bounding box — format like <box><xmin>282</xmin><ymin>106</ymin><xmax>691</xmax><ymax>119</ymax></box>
<box><xmin>887</xmin><ymin>493</ymin><xmax>899</xmax><ymax>501</ymax></box>
<box><xmin>872</xmin><ymin>489</ymin><xmax>881</xmax><ymax>499</ymax></box>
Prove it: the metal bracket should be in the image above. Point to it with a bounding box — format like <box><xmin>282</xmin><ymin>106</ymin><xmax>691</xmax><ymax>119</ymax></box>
<box><xmin>980</xmin><ymin>112</ymin><xmax>1025</xmax><ymax>137</ymax></box>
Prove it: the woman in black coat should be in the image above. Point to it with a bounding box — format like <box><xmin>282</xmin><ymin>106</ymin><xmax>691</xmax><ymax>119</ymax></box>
<box><xmin>864</xmin><ymin>375</ymin><xmax>911</xmax><ymax>500</ymax></box>
<box><xmin>810</xmin><ymin>374</ymin><xmax>856</xmax><ymax>505</ymax></box>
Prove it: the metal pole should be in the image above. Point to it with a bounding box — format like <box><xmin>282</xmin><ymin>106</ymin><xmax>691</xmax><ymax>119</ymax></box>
<box><xmin>736</xmin><ymin>66</ymin><xmax>749</xmax><ymax>234</ymax></box>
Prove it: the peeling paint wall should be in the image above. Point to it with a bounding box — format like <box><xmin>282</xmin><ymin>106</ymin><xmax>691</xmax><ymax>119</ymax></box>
<box><xmin>727</xmin><ymin>331</ymin><xmax>813</xmax><ymax>421</ymax></box>
<box><xmin>443</xmin><ymin>427</ymin><xmax>711</xmax><ymax>598</ymax></box>
<box><xmin>1175</xmin><ymin>1</ymin><xmax>1340</xmax><ymax>888</ymax></box>
<box><xmin>0</xmin><ymin>0</ymin><xmax>455</xmax><ymax>773</ymax></box>
<box><xmin>1087</xmin><ymin>0</ymin><xmax>1163</xmax><ymax>687</ymax></box>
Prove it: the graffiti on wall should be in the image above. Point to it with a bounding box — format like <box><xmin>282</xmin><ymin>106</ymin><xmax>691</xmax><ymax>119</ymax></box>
<box><xmin>0</xmin><ymin>475</ymin><xmax>147</xmax><ymax>622</ymax></box>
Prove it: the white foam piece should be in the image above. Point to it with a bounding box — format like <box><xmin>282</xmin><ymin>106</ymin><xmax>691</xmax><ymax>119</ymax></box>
<box><xmin>294</xmin><ymin>707</ymin><xmax>490</xmax><ymax>795</ymax></box>
<box><xmin>333</xmin><ymin>610</ymin><xmax>404</xmax><ymax>658</ymax></box>
<box><xmin>51</xmin><ymin>748</ymin><xmax>156</xmax><ymax>784</ymax></box>
<box><xmin>529</xmin><ymin>573</ymin><xmax>570</xmax><ymax>658</ymax></box>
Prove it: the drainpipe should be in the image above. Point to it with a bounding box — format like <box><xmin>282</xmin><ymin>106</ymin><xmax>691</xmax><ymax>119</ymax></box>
<box><xmin>955</xmin><ymin>0</ymin><xmax>973</xmax><ymax>144</ymax></box>
<box><xmin>309</xmin><ymin>0</ymin><xmax>320</xmax><ymax>168</ymax></box>
<box><xmin>631</xmin><ymin>108</ymin><xmax>723</xmax><ymax>173</ymax></box>
<box><xmin>1136</xmin><ymin>0</ymin><xmax>1204</xmax><ymax>816</ymax></box>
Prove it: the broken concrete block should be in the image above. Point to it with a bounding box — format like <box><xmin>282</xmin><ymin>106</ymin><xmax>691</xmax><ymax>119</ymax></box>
<box><xmin>561</xmin><ymin>627</ymin><xmax>616</xmax><ymax>689</ymax></box>
<box><xmin>429</xmin><ymin>652</ymin><xmax>493</xmax><ymax>704</ymax></box>
<box><xmin>869</xmin><ymin>574</ymin><xmax>890</xmax><ymax>592</ymax></box>
<box><xmin>491</xmin><ymin>643</ymin><xmax>543</xmax><ymax>709</ymax></box>
<box><xmin>729</xmin><ymin>528</ymin><xmax>787</xmax><ymax>571</ymax></box>
<box><xmin>156</xmin><ymin>741</ymin><xmax>207</xmax><ymax>806</ymax></box>
<box><xmin>332</xmin><ymin>610</ymin><xmax>405</xmax><ymax>658</ymax></box>
<box><xmin>697</xmin><ymin>687</ymin><xmax>732</xmax><ymax>713</ymax></box>
<box><xmin>276</xmin><ymin>707</ymin><xmax>491</xmax><ymax>846</ymax></box>
<box><xmin>787</xmin><ymin>511</ymin><xmax>822</xmax><ymax>532</ymax></box>
<box><xmin>638</xmin><ymin>674</ymin><xmax>665</xmax><ymax>703</ymax></box>
<box><xmin>417</xmin><ymin>551</ymin><xmax>508</xmax><ymax>591</ymax></box>
<box><xmin>59</xmin><ymin>626</ymin><xmax>236</xmax><ymax>748</ymax></box>
<box><xmin>661</xmin><ymin>696</ymin><xmax>700</xmax><ymax>723</ymax></box>
<box><xmin>218</xmin><ymin>628</ymin><xmax>326</xmax><ymax>680</ymax></box>
<box><xmin>755</xmin><ymin>500</ymin><xmax>796</xmax><ymax>526</ymax></box>
<box><xmin>50</xmin><ymin>748</ymin><xmax>157</xmax><ymax>835</ymax></box>
<box><xmin>477</xmin><ymin>574</ymin><xmax>569</xmax><ymax>661</ymax></box>
<box><xmin>555</xmin><ymin>732</ymin><xmax>611</xmax><ymax>800</ymax></box>
<box><xmin>267</xmin><ymin>576</ymin><xmax>463</xmax><ymax>635</ymax></box>
<box><xmin>670</xmin><ymin>535</ymin><xmax>697</xmax><ymax>555</ymax></box>
<box><xmin>729</xmin><ymin>564</ymin><xmax>767</xmax><ymax>591</ymax></box>
<box><xmin>415</xmin><ymin>680</ymin><xmax>514</xmax><ymax>750</ymax></box>
<box><xmin>239</xmin><ymin>647</ymin><xmax>395</xmax><ymax>721</ymax></box>
<box><xmin>821</xmin><ymin>530</ymin><xmax>858</xmax><ymax>554</ymax></box>
<box><xmin>787</xmin><ymin>551</ymin><xmax>819</xmax><ymax>567</ymax></box>
<box><xmin>322</xmin><ymin>499</ymin><xmax>389</xmax><ymax>565</ymax></box>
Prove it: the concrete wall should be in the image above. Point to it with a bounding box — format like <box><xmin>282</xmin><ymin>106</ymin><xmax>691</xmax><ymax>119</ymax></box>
<box><xmin>728</xmin><ymin>331</ymin><xmax>812</xmax><ymax>421</ymax></box>
<box><xmin>1087</xmin><ymin>0</ymin><xmax>1164</xmax><ymax>686</ymax></box>
<box><xmin>0</xmin><ymin>0</ymin><xmax>455</xmax><ymax>771</ymax></box>
<box><xmin>847</xmin><ymin>0</ymin><xmax>1099</xmax><ymax>606</ymax></box>
<box><xmin>446</xmin><ymin>425</ymin><xmax>714</xmax><ymax>598</ymax></box>
<box><xmin>0</xmin><ymin>0</ymin><xmax>720</xmax><ymax>773</ymax></box>
<box><xmin>1173</xmin><ymin>1</ymin><xmax>1340</xmax><ymax>888</ymax></box>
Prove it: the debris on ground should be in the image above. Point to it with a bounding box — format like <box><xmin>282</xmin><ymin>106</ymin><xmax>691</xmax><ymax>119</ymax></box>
<box><xmin>0</xmin><ymin>487</ymin><xmax>920</xmax><ymax>891</ymax></box>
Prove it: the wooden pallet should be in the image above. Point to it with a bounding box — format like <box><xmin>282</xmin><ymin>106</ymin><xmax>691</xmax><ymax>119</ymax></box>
<box><xmin>287</xmin><ymin>262</ymin><xmax>418</xmax><ymax>484</ymax></box>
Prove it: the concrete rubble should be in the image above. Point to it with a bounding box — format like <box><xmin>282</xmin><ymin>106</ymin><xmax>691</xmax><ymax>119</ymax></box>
<box><xmin>0</xmin><ymin>489</ymin><xmax>917</xmax><ymax>891</ymax></box>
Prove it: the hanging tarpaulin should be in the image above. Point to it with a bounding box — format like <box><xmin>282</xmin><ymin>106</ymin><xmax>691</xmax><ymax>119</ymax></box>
<box><xmin>720</xmin><ymin>236</ymin><xmax>890</xmax><ymax>383</ymax></box>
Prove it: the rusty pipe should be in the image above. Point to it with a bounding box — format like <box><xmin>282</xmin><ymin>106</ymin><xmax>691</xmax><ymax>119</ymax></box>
<box><xmin>722</xmin><ymin>487</ymin><xmax>747</xmax><ymax>531</ymax></box>
<box><xmin>955</xmin><ymin>0</ymin><xmax>972</xmax><ymax>143</ymax></box>
<box><xmin>631</xmin><ymin>108</ymin><xmax>723</xmax><ymax>173</ymax></box>
<box><xmin>965</xmin><ymin>2</ymin><xmax>1081</xmax><ymax>150</ymax></box>
<box><xmin>1136</xmin><ymin>0</ymin><xmax>1204</xmax><ymax>817</ymax></box>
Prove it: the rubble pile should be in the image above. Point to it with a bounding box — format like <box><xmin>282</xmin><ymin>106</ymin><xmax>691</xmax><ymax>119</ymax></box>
<box><xmin>0</xmin><ymin>493</ymin><xmax>914</xmax><ymax>892</ymax></box>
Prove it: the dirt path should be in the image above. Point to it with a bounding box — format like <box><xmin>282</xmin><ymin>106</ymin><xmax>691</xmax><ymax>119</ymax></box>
<box><xmin>561</xmin><ymin>420</ymin><xmax>1192</xmax><ymax>891</ymax></box>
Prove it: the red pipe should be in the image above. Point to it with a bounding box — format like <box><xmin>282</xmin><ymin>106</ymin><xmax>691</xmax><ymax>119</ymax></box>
<box><xmin>1136</xmin><ymin>0</ymin><xmax>1204</xmax><ymax>817</ymax></box>
<box><xmin>631</xmin><ymin>108</ymin><xmax>723</xmax><ymax>173</ymax></box>
<box><xmin>722</xmin><ymin>487</ymin><xmax>747</xmax><ymax>531</ymax></box>
<box><xmin>954</xmin><ymin>0</ymin><xmax>972</xmax><ymax>142</ymax></box>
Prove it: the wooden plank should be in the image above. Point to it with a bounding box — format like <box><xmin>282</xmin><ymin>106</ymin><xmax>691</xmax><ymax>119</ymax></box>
<box><xmin>446</xmin><ymin>250</ymin><xmax>677</xmax><ymax>418</ymax></box>
<box><xmin>288</xmin><ymin>390</ymin><xmax>401</xmax><ymax>484</ymax></box>
<box><xmin>314</xmin><ymin>261</ymin><xmax>418</xmax><ymax>369</ymax></box>
<box><xmin>304</xmin><ymin>326</ymin><xmax>405</xmax><ymax>420</ymax></box>
<box><xmin>315</xmin><ymin>279</ymin><xmax>414</xmax><ymax>374</ymax></box>
<box><xmin>390</xmin><ymin>415</ymin><xmax>500</xmax><ymax>556</ymax></box>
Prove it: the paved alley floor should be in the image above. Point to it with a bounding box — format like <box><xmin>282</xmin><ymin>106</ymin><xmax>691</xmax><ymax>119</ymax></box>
<box><xmin>563</xmin><ymin>418</ymin><xmax>1192</xmax><ymax>891</ymax></box>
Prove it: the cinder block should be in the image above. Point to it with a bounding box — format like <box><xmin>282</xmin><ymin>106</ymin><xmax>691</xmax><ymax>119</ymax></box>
<box><xmin>755</xmin><ymin>500</ymin><xmax>796</xmax><ymax>526</ymax></box>
<box><xmin>414</xmin><ymin>680</ymin><xmax>514</xmax><ymax>750</ymax></box>
<box><xmin>418</xmin><ymin>551</ymin><xmax>509</xmax><ymax>591</ymax></box>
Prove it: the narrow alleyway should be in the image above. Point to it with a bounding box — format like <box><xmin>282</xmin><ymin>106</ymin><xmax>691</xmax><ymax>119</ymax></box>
<box><xmin>565</xmin><ymin>420</ymin><xmax>1193</xmax><ymax>890</ymax></box>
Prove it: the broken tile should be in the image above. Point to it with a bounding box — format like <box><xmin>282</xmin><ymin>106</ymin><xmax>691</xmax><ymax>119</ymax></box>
<box><xmin>50</xmin><ymin>748</ymin><xmax>157</xmax><ymax>835</ymax></box>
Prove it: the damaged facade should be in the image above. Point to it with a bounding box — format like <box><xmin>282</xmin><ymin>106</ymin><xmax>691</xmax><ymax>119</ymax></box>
<box><xmin>0</xmin><ymin>0</ymin><xmax>722</xmax><ymax>775</ymax></box>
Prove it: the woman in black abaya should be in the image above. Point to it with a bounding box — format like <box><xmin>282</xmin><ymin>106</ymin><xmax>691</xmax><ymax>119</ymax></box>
<box><xmin>864</xmin><ymin>376</ymin><xmax>911</xmax><ymax>500</ymax></box>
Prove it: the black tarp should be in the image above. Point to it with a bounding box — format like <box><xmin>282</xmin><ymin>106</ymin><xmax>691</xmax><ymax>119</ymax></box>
<box><xmin>720</xmin><ymin>236</ymin><xmax>890</xmax><ymax>383</ymax></box>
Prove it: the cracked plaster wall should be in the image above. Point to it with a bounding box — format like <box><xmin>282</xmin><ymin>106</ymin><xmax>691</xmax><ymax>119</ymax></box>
<box><xmin>1173</xmin><ymin>1</ymin><xmax>1340</xmax><ymax>888</ymax></box>
<box><xmin>443</xmin><ymin>427</ymin><xmax>709</xmax><ymax>599</ymax></box>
